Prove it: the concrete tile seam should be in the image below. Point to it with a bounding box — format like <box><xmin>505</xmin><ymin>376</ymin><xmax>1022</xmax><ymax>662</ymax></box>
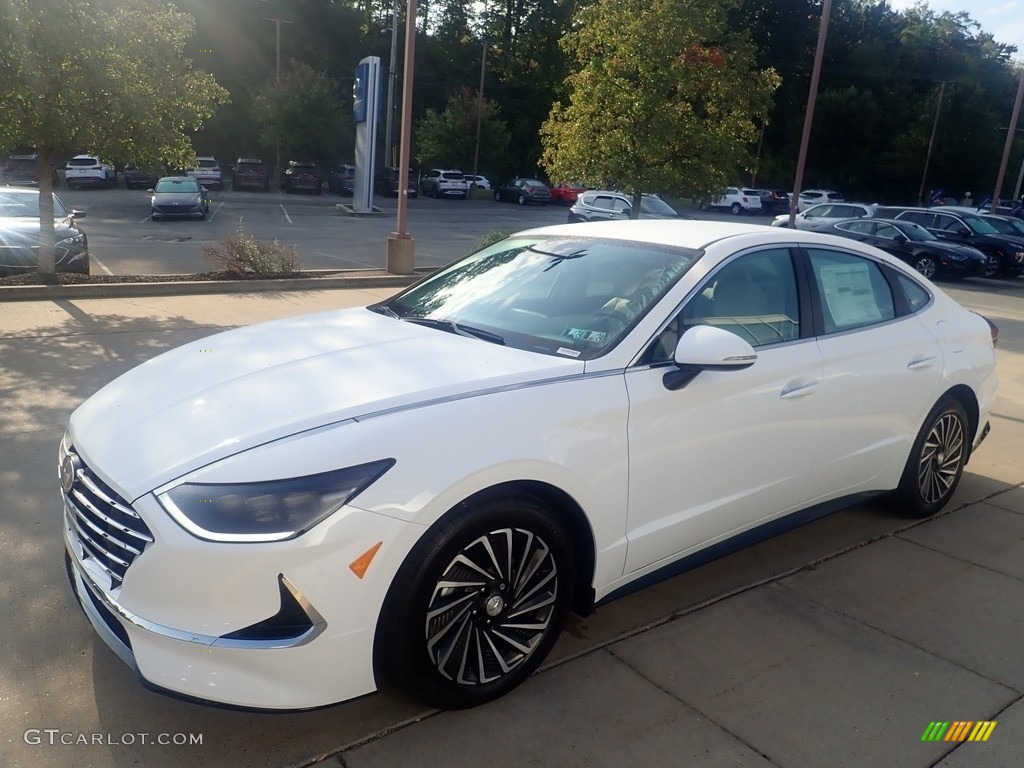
<box><xmin>925</xmin><ymin>693</ymin><xmax>1024</xmax><ymax>768</ymax></box>
<box><xmin>891</xmin><ymin>534</ymin><xmax>1024</xmax><ymax>584</ymax></box>
<box><xmin>602</xmin><ymin>646</ymin><xmax>787</xmax><ymax>768</ymax></box>
<box><xmin>0</xmin><ymin>323</ymin><xmax>232</xmax><ymax>342</ymax></box>
<box><xmin>286</xmin><ymin>709</ymin><xmax>442</xmax><ymax>768</ymax></box>
<box><xmin>773</xmin><ymin>581</ymin><xmax>1022</xmax><ymax>696</ymax></box>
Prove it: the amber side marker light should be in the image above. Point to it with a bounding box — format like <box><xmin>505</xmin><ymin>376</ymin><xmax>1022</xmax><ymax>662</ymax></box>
<box><xmin>349</xmin><ymin>541</ymin><xmax>383</xmax><ymax>579</ymax></box>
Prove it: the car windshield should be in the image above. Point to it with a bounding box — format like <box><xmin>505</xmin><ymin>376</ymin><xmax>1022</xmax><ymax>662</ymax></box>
<box><xmin>960</xmin><ymin>215</ymin><xmax>1000</xmax><ymax>235</ymax></box>
<box><xmin>374</xmin><ymin>236</ymin><xmax>700</xmax><ymax>360</ymax></box>
<box><xmin>154</xmin><ymin>179</ymin><xmax>200</xmax><ymax>193</ymax></box>
<box><xmin>639</xmin><ymin>197</ymin><xmax>678</xmax><ymax>215</ymax></box>
<box><xmin>198</xmin><ymin>159</ymin><xmax>218</xmax><ymax>168</ymax></box>
<box><xmin>67</xmin><ymin>158</ymin><xmax>98</xmax><ymax>167</ymax></box>
<box><xmin>0</xmin><ymin>192</ymin><xmax>67</xmax><ymax>218</ymax></box>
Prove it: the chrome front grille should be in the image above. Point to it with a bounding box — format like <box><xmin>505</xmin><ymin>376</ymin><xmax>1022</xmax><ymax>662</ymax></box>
<box><xmin>62</xmin><ymin>447</ymin><xmax>153</xmax><ymax>589</ymax></box>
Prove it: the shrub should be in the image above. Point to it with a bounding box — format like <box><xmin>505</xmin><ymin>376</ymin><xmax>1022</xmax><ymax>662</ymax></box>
<box><xmin>471</xmin><ymin>229</ymin><xmax>514</xmax><ymax>253</ymax></box>
<box><xmin>202</xmin><ymin>230</ymin><xmax>299</xmax><ymax>277</ymax></box>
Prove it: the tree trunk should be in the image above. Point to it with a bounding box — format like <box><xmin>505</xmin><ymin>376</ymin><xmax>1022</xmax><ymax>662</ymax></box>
<box><xmin>630</xmin><ymin>189</ymin><xmax>642</xmax><ymax>219</ymax></box>
<box><xmin>36</xmin><ymin>147</ymin><xmax>57</xmax><ymax>277</ymax></box>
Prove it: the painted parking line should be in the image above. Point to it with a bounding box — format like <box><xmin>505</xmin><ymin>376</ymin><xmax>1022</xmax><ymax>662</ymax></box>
<box><xmin>90</xmin><ymin>253</ymin><xmax>114</xmax><ymax>276</ymax></box>
<box><xmin>208</xmin><ymin>202</ymin><xmax>224</xmax><ymax>222</ymax></box>
<box><xmin>139</xmin><ymin>215</ymin><xmax>152</xmax><ymax>224</ymax></box>
<box><xmin>314</xmin><ymin>251</ymin><xmax>379</xmax><ymax>269</ymax></box>
<box><xmin>280</xmin><ymin>204</ymin><xmax>292</xmax><ymax>224</ymax></box>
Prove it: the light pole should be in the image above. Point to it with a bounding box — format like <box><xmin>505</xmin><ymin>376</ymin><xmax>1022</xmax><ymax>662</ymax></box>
<box><xmin>470</xmin><ymin>40</ymin><xmax>488</xmax><ymax>192</ymax></box>
<box><xmin>990</xmin><ymin>66</ymin><xmax>1024</xmax><ymax>213</ymax></box>
<box><xmin>265</xmin><ymin>17</ymin><xmax>292</xmax><ymax>186</ymax></box>
<box><xmin>386</xmin><ymin>0</ymin><xmax>418</xmax><ymax>274</ymax></box>
<box><xmin>917</xmin><ymin>80</ymin><xmax>946</xmax><ymax>206</ymax></box>
<box><xmin>384</xmin><ymin>0</ymin><xmax>400</xmax><ymax>169</ymax></box>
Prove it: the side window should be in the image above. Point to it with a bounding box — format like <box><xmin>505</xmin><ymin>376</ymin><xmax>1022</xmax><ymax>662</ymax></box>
<box><xmin>592</xmin><ymin>196</ymin><xmax>614</xmax><ymax>210</ymax></box>
<box><xmin>844</xmin><ymin>220</ymin><xmax>873</xmax><ymax>234</ymax></box>
<box><xmin>807</xmin><ymin>249</ymin><xmax>895</xmax><ymax>334</ymax></box>
<box><xmin>874</xmin><ymin>223</ymin><xmax>900</xmax><ymax>240</ymax></box>
<box><xmin>896</xmin><ymin>274</ymin><xmax>931</xmax><ymax>311</ymax></box>
<box><xmin>899</xmin><ymin>212</ymin><xmax>931</xmax><ymax>227</ymax></box>
<box><xmin>648</xmin><ymin>248</ymin><xmax>799</xmax><ymax>357</ymax></box>
<box><xmin>612</xmin><ymin>198</ymin><xmax>631</xmax><ymax>213</ymax></box>
<box><xmin>935</xmin><ymin>215</ymin><xmax>966</xmax><ymax>234</ymax></box>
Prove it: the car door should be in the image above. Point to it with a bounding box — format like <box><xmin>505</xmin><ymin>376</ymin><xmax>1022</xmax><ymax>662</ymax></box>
<box><xmin>587</xmin><ymin>195</ymin><xmax>618</xmax><ymax>221</ymax></box>
<box><xmin>622</xmin><ymin>247</ymin><xmax>823</xmax><ymax>574</ymax></box>
<box><xmin>803</xmin><ymin>246</ymin><xmax>943</xmax><ymax>502</ymax></box>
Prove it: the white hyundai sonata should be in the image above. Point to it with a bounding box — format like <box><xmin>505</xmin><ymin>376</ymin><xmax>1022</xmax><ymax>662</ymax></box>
<box><xmin>61</xmin><ymin>220</ymin><xmax>997</xmax><ymax>710</ymax></box>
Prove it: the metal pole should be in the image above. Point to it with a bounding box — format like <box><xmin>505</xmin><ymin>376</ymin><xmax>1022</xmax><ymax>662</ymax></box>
<box><xmin>384</xmin><ymin>0</ymin><xmax>399</xmax><ymax>168</ymax></box>
<box><xmin>991</xmin><ymin>66</ymin><xmax>1024</xmax><ymax>213</ymax></box>
<box><xmin>470</xmin><ymin>41</ymin><xmax>487</xmax><ymax>192</ymax></box>
<box><xmin>265</xmin><ymin>18</ymin><xmax>292</xmax><ymax>187</ymax></box>
<box><xmin>917</xmin><ymin>80</ymin><xmax>946</xmax><ymax>206</ymax></box>
<box><xmin>395</xmin><ymin>0</ymin><xmax>417</xmax><ymax>238</ymax></box>
<box><xmin>788</xmin><ymin>0</ymin><xmax>832</xmax><ymax>228</ymax></box>
<box><xmin>1014</xmin><ymin>147</ymin><xmax>1024</xmax><ymax>202</ymax></box>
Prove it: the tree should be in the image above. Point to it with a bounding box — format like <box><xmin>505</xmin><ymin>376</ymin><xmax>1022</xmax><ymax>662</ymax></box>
<box><xmin>253</xmin><ymin>61</ymin><xmax>350</xmax><ymax>167</ymax></box>
<box><xmin>0</xmin><ymin>0</ymin><xmax>228</xmax><ymax>275</ymax></box>
<box><xmin>540</xmin><ymin>0</ymin><xmax>779</xmax><ymax>217</ymax></box>
<box><xmin>415</xmin><ymin>86</ymin><xmax>511</xmax><ymax>176</ymax></box>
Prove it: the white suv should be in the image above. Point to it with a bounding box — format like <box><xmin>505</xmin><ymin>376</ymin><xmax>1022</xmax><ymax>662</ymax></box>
<box><xmin>797</xmin><ymin>189</ymin><xmax>844</xmax><ymax>212</ymax></box>
<box><xmin>65</xmin><ymin>155</ymin><xmax>116</xmax><ymax>189</ymax></box>
<box><xmin>186</xmin><ymin>156</ymin><xmax>224</xmax><ymax>190</ymax></box>
<box><xmin>420</xmin><ymin>169</ymin><xmax>468</xmax><ymax>199</ymax></box>
<box><xmin>700</xmin><ymin>187</ymin><xmax>762</xmax><ymax>215</ymax></box>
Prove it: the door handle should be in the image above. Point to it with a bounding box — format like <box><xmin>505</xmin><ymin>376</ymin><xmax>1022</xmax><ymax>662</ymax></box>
<box><xmin>907</xmin><ymin>355</ymin><xmax>937</xmax><ymax>370</ymax></box>
<box><xmin>780</xmin><ymin>379</ymin><xmax>819</xmax><ymax>399</ymax></box>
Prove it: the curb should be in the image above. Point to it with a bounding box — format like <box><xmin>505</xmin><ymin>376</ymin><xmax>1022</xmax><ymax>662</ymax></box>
<box><xmin>0</xmin><ymin>269</ymin><xmax>428</xmax><ymax>302</ymax></box>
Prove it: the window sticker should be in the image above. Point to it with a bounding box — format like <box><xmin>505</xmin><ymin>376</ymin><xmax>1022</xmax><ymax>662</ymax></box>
<box><xmin>561</xmin><ymin>327</ymin><xmax>607</xmax><ymax>343</ymax></box>
<box><xmin>556</xmin><ymin>347</ymin><xmax>582</xmax><ymax>358</ymax></box>
<box><xmin>817</xmin><ymin>263</ymin><xmax>883</xmax><ymax>327</ymax></box>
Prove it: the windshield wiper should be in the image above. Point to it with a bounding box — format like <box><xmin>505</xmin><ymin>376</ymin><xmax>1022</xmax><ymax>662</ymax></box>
<box><xmin>368</xmin><ymin>303</ymin><xmax>400</xmax><ymax>318</ymax></box>
<box><xmin>405</xmin><ymin>317</ymin><xmax>505</xmax><ymax>345</ymax></box>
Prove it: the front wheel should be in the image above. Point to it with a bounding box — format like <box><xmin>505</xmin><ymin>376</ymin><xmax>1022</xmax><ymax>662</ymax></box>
<box><xmin>730</xmin><ymin>202</ymin><xmax>742</xmax><ymax>215</ymax></box>
<box><xmin>517</xmin><ymin>193</ymin><xmax>527</xmax><ymax>206</ymax></box>
<box><xmin>913</xmin><ymin>254</ymin><xmax>938</xmax><ymax>280</ymax></box>
<box><xmin>376</xmin><ymin>495</ymin><xmax>575</xmax><ymax>709</ymax></box>
<box><xmin>983</xmin><ymin>253</ymin><xmax>1000</xmax><ymax>278</ymax></box>
<box><xmin>892</xmin><ymin>396</ymin><xmax>969</xmax><ymax>518</ymax></box>
<box><xmin>494</xmin><ymin>191</ymin><xmax>501</xmax><ymax>202</ymax></box>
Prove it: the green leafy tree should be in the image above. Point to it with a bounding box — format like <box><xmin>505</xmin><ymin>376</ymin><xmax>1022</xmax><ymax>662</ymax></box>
<box><xmin>415</xmin><ymin>85</ymin><xmax>511</xmax><ymax>176</ymax></box>
<box><xmin>253</xmin><ymin>61</ymin><xmax>350</xmax><ymax>168</ymax></box>
<box><xmin>540</xmin><ymin>0</ymin><xmax>780</xmax><ymax>217</ymax></box>
<box><xmin>0</xmin><ymin>0</ymin><xmax>228</xmax><ymax>274</ymax></box>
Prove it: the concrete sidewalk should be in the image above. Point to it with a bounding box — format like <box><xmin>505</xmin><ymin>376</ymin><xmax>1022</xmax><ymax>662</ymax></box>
<box><xmin>1</xmin><ymin>285</ymin><xmax>1022</xmax><ymax>768</ymax></box>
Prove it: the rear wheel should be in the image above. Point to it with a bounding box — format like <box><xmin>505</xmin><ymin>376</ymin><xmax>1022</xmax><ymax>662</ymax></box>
<box><xmin>983</xmin><ymin>253</ymin><xmax>1000</xmax><ymax>278</ymax></box>
<box><xmin>518</xmin><ymin>193</ymin><xmax>527</xmax><ymax>206</ymax></box>
<box><xmin>730</xmin><ymin>202</ymin><xmax>742</xmax><ymax>215</ymax></box>
<box><xmin>376</xmin><ymin>495</ymin><xmax>575</xmax><ymax>709</ymax></box>
<box><xmin>494</xmin><ymin>191</ymin><xmax>501</xmax><ymax>202</ymax></box>
<box><xmin>891</xmin><ymin>396</ymin><xmax>969</xmax><ymax>518</ymax></box>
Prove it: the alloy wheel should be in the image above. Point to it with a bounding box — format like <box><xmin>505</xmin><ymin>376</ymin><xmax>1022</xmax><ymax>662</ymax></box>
<box><xmin>984</xmin><ymin>254</ymin><xmax>999</xmax><ymax>277</ymax></box>
<box><xmin>914</xmin><ymin>255</ymin><xmax>937</xmax><ymax>280</ymax></box>
<box><xmin>917</xmin><ymin>412</ymin><xmax>964</xmax><ymax>506</ymax></box>
<box><xmin>424</xmin><ymin>527</ymin><xmax>558</xmax><ymax>686</ymax></box>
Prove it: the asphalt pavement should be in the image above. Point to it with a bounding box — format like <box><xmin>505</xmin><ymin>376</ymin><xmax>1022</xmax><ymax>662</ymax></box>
<box><xmin>1</xmin><ymin>279</ymin><xmax>1023</xmax><ymax>768</ymax></box>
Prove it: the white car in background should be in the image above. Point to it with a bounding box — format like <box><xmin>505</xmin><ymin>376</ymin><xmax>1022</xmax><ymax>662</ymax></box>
<box><xmin>772</xmin><ymin>201</ymin><xmax>877</xmax><ymax>229</ymax></box>
<box><xmin>465</xmin><ymin>174</ymin><xmax>491</xmax><ymax>190</ymax></box>
<box><xmin>797</xmin><ymin>189</ymin><xmax>844</xmax><ymax>211</ymax></box>
<box><xmin>186</xmin><ymin>156</ymin><xmax>224</xmax><ymax>190</ymax></box>
<box><xmin>61</xmin><ymin>220</ymin><xmax>997</xmax><ymax>712</ymax></box>
<box><xmin>700</xmin><ymin>187</ymin><xmax>762</xmax><ymax>215</ymax></box>
<box><xmin>64</xmin><ymin>155</ymin><xmax>116</xmax><ymax>190</ymax></box>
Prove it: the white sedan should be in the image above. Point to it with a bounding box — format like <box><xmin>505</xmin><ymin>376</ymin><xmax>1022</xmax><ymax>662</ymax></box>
<box><xmin>60</xmin><ymin>220</ymin><xmax>997</xmax><ymax>711</ymax></box>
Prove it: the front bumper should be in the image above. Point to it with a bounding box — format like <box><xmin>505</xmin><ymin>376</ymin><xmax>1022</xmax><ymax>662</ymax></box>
<box><xmin>62</xmin><ymin>481</ymin><xmax>415</xmax><ymax>709</ymax></box>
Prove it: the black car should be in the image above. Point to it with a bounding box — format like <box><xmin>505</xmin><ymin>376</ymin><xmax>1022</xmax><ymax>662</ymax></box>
<box><xmin>232</xmin><ymin>157</ymin><xmax>269</xmax><ymax>192</ymax></box>
<box><xmin>0</xmin><ymin>187</ymin><xmax>89</xmax><ymax>275</ymax></box>
<box><xmin>327</xmin><ymin>164</ymin><xmax>355</xmax><ymax>196</ymax></box>
<box><xmin>812</xmin><ymin>218</ymin><xmax>987</xmax><ymax>280</ymax></box>
<box><xmin>122</xmin><ymin>164</ymin><xmax>159</xmax><ymax>190</ymax></box>
<box><xmin>3</xmin><ymin>151</ymin><xmax>59</xmax><ymax>187</ymax></box>
<box><xmin>757</xmin><ymin>189</ymin><xmax>790</xmax><ymax>214</ymax></box>
<box><xmin>493</xmin><ymin>178</ymin><xmax>551</xmax><ymax>205</ymax></box>
<box><xmin>375</xmin><ymin>166</ymin><xmax>417</xmax><ymax>198</ymax></box>
<box><xmin>149</xmin><ymin>176</ymin><xmax>210</xmax><ymax>221</ymax></box>
<box><xmin>280</xmin><ymin>161</ymin><xmax>322</xmax><ymax>195</ymax></box>
<box><xmin>893</xmin><ymin>207</ymin><xmax>1024</xmax><ymax>277</ymax></box>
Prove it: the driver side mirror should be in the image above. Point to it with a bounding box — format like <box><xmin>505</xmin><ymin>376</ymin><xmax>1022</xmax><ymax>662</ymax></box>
<box><xmin>664</xmin><ymin>326</ymin><xmax>757</xmax><ymax>391</ymax></box>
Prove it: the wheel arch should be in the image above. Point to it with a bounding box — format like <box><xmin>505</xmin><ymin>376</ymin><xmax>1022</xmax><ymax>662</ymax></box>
<box><xmin>449</xmin><ymin>480</ymin><xmax>597</xmax><ymax>617</ymax></box>
<box><xmin>942</xmin><ymin>383</ymin><xmax>980</xmax><ymax>457</ymax></box>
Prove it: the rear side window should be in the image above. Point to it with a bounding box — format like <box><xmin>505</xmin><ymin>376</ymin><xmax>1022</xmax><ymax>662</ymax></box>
<box><xmin>896</xmin><ymin>274</ymin><xmax>931</xmax><ymax>312</ymax></box>
<box><xmin>898</xmin><ymin>211</ymin><xmax>933</xmax><ymax>227</ymax></box>
<box><xmin>807</xmin><ymin>249</ymin><xmax>895</xmax><ymax>333</ymax></box>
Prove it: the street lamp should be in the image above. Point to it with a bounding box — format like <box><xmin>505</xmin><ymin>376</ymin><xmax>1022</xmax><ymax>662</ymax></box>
<box><xmin>264</xmin><ymin>17</ymin><xmax>292</xmax><ymax>187</ymax></box>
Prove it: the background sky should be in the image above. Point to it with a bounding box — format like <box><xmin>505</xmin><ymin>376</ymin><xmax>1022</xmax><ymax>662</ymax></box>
<box><xmin>887</xmin><ymin>0</ymin><xmax>1024</xmax><ymax>60</ymax></box>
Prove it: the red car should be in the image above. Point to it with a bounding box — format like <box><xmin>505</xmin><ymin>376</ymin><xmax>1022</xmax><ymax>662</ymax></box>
<box><xmin>549</xmin><ymin>182</ymin><xmax>587</xmax><ymax>206</ymax></box>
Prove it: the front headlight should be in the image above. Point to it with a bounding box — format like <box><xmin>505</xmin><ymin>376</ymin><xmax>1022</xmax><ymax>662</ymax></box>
<box><xmin>157</xmin><ymin>459</ymin><xmax>395</xmax><ymax>543</ymax></box>
<box><xmin>56</xmin><ymin>233</ymin><xmax>84</xmax><ymax>249</ymax></box>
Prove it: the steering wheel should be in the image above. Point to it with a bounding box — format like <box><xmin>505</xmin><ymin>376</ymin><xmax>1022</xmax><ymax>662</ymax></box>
<box><xmin>593</xmin><ymin>308</ymin><xmax>632</xmax><ymax>329</ymax></box>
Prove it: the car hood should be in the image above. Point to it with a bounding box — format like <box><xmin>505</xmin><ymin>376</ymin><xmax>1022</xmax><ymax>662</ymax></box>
<box><xmin>920</xmin><ymin>240</ymin><xmax>987</xmax><ymax>260</ymax></box>
<box><xmin>151</xmin><ymin>191</ymin><xmax>204</xmax><ymax>203</ymax></box>
<box><xmin>0</xmin><ymin>216</ymin><xmax>78</xmax><ymax>241</ymax></box>
<box><xmin>69</xmin><ymin>308</ymin><xmax>584</xmax><ymax>500</ymax></box>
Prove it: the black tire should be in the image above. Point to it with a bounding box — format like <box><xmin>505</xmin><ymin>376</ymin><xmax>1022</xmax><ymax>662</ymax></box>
<box><xmin>730</xmin><ymin>202</ymin><xmax>742</xmax><ymax>215</ymax></box>
<box><xmin>376</xmin><ymin>495</ymin><xmax>575</xmax><ymax>710</ymax></box>
<box><xmin>517</xmin><ymin>193</ymin><xmax>527</xmax><ymax>206</ymax></box>
<box><xmin>892</xmin><ymin>396</ymin><xmax>969</xmax><ymax>518</ymax></box>
<box><xmin>983</xmin><ymin>253</ymin><xmax>1000</xmax><ymax>278</ymax></box>
<box><xmin>913</xmin><ymin>254</ymin><xmax>938</xmax><ymax>280</ymax></box>
<box><xmin>494</xmin><ymin>191</ymin><xmax>501</xmax><ymax>202</ymax></box>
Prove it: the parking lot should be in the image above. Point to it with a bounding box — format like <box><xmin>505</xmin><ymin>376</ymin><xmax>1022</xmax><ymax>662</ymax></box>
<box><xmin>55</xmin><ymin>185</ymin><xmax>580</xmax><ymax>276</ymax></box>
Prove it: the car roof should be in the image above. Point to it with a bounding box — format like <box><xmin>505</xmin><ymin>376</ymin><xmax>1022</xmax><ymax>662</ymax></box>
<box><xmin>517</xmin><ymin>219</ymin><xmax>866</xmax><ymax>252</ymax></box>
